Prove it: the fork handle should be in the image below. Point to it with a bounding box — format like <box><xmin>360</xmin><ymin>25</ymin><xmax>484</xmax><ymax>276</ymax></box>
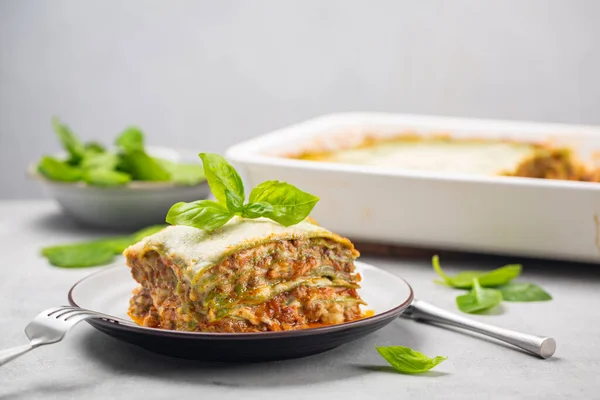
<box><xmin>0</xmin><ymin>343</ymin><xmax>35</xmax><ymax>366</ymax></box>
<box><xmin>404</xmin><ymin>299</ymin><xmax>556</xmax><ymax>359</ymax></box>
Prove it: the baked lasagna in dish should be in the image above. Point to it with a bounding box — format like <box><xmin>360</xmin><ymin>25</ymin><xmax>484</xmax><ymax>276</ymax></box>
<box><xmin>290</xmin><ymin>135</ymin><xmax>597</xmax><ymax>182</ymax></box>
<box><xmin>124</xmin><ymin>217</ymin><xmax>365</xmax><ymax>333</ymax></box>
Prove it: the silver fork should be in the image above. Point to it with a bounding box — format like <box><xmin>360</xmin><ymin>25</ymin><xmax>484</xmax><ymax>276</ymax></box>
<box><xmin>402</xmin><ymin>299</ymin><xmax>556</xmax><ymax>359</ymax></box>
<box><xmin>0</xmin><ymin>306</ymin><xmax>137</xmax><ymax>366</ymax></box>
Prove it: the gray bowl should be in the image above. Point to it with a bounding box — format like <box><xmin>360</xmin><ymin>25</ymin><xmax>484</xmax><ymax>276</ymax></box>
<box><xmin>30</xmin><ymin>146</ymin><xmax>209</xmax><ymax>230</ymax></box>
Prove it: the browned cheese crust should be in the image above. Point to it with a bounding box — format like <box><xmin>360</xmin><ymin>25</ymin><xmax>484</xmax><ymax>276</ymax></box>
<box><xmin>285</xmin><ymin>132</ymin><xmax>600</xmax><ymax>183</ymax></box>
<box><xmin>501</xmin><ymin>147</ymin><xmax>590</xmax><ymax>181</ymax></box>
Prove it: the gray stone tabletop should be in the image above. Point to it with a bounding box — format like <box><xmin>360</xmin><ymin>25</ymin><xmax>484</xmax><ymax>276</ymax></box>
<box><xmin>1</xmin><ymin>200</ymin><xmax>599</xmax><ymax>399</ymax></box>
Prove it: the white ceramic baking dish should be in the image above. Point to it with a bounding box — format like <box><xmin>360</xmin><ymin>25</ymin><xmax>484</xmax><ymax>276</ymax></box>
<box><xmin>226</xmin><ymin>113</ymin><xmax>600</xmax><ymax>263</ymax></box>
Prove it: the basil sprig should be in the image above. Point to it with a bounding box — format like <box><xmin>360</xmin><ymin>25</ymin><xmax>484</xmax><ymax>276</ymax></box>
<box><xmin>167</xmin><ymin>200</ymin><xmax>234</xmax><ymax>231</ymax></box>
<box><xmin>166</xmin><ymin>153</ymin><xmax>319</xmax><ymax>231</ymax></box>
<box><xmin>432</xmin><ymin>255</ymin><xmax>553</xmax><ymax>314</ymax></box>
<box><xmin>376</xmin><ymin>345</ymin><xmax>447</xmax><ymax>374</ymax></box>
<box><xmin>249</xmin><ymin>180</ymin><xmax>320</xmax><ymax>226</ymax></box>
<box><xmin>199</xmin><ymin>153</ymin><xmax>245</xmax><ymax>209</ymax></box>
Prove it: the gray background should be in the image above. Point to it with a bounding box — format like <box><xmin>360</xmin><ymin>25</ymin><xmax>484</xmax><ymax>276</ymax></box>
<box><xmin>1</xmin><ymin>0</ymin><xmax>599</xmax><ymax>199</ymax></box>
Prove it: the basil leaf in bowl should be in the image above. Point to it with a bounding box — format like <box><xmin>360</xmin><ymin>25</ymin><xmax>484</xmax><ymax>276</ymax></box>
<box><xmin>37</xmin><ymin>156</ymin><xmax>82</xmax><ymax>182</ymax></box>
<box><xmin>52</xmin><ymin>117</ymin><xmax>86</xmax><ymax>164</ymax></box>
<box><xmin>35</xmin><ymin>117</ymin><xmax>206</xmax><ymax>187</ymax></box>
<box><xmin>82</xmin><ymin>169</ymin><xmax>131</xmax><ymax>187</ymax></box>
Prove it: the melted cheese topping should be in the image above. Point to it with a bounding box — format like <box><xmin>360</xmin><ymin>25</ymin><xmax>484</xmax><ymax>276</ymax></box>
<box><xmin>310</xmin><ymin>140</ymin><xmax>535</xmax><ymax>175</ymax></box>
<box><xmin>126</xmin><ymin>217</ymin><xmax>353</xmax><ymax>280</ymax></box>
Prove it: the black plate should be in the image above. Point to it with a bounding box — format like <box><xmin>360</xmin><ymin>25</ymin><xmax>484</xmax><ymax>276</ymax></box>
<box><xmin>68</xmin><ymin>262</ymin><xmax>413</xmax><ymax>361</ymax></box>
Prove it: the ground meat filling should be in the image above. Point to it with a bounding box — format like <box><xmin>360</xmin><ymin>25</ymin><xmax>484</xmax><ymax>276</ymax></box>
<box><xmin>505</xmin><ymin>148</ymin><xmax>589</xmax><ymax>181</ymax></box>
<box><xmin>126</xmin><ymin>238</ymin><xmax>364</xmax><ymax>333</ymax></box>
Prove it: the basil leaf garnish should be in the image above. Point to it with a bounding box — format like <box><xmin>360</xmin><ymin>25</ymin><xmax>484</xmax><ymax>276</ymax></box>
<box><xmin>497</xmin><ymin>283</ymin><xmax>552</xmax><ymax>302</ymax></box>
<box><xmin>52</xmin><ymin>117</ymin><xmax>86</xmax><ymax>164</ymax></box>
<box><xmin>199</xmin><ymin>153</ymin><xmax>245</xmax><ymax>207</ymax></box>
<box><xmin>376</xmin><ymin>345</ymin><xmax>447</xmax><ymax>374</ymax></box>
<box><xmin>242</xmin><ymin>202</ymin><xmax>274</xmax><ymax>218</ymax></box>
<box><xmin>248</xmin><ymin>180</ymin><xmax>319</xmax><ymax>226</ymax></box>
<box><xmin>165</xmin><ymin>155</ymin><xmax>320</xmax><ymax>231</ymax></box>
<box><xmin>225</xmin><ymin>189</ymin><xmax>244</xmax><ymax>214</ymax></box>
<box><xmin>456</xmin><ymin>278</ymin><xmax>503</xmax><ymax>313</ymax></box>
<box><xmin>166</xmin><ymin>200</ymin><xmax>233</xmax><ymax>231</ymax></box>
<box><xmin>432</xmin><ymin>255</ymin><xmax>521</xmax><ymax>289</ymax></box>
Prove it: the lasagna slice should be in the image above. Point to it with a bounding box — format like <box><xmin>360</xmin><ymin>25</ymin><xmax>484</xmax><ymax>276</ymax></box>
<box><xmin>124</xmin><ymin>217</ymin><xmax>365</xmax><ymax>333</ymax></box>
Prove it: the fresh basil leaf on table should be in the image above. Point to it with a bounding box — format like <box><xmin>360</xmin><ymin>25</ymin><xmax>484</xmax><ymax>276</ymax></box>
<box><xmin>456</xmin><ymin>278</ymin><xmax>503</xmax><ymax>314</ymax></box>
<box><xmin>432</xmin><ymin>255</ymin><xmax>521</xmax><ymax>289</ymax></box>
<box><xmin>41</xmin><ymin>225</ymin><xmax>167</xmax><ymax>268</ymax></box>
<box><xmin>248</xmin><ymin>180</ymin><xmax>319</xmax><ymax>226</ymax></box>
<box><xmin>166</xmin><ymin>200</ymin><xmax>234</xmax><ymax>231</ymax></box>
<box><xmin>376</xmin><ymin>345</ymin><xmax>447</xmax><ymax>374</ymax></box>
<box><xmin>52</xmin><ymin>117</ymin><xmax>86</xmax><ymax>164</ymax></box>
<box><xmin>497</xmin><ymin>283</ymin><xmax>552</xmax><ymax>302</ymax></box>
<box><xmin>198</xmin><ymin>153</ymin><xmax>245</xmax><ymax>207</ymax></box>
<box><xmin>42</xmin><ymin>237</ymin><xmax>132</xmax><ymax>269</ymax></box>
<box><xmin>37</xmin><ymin>156</ymin><xmax>82</xmax><ymax>182</ymax></box>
